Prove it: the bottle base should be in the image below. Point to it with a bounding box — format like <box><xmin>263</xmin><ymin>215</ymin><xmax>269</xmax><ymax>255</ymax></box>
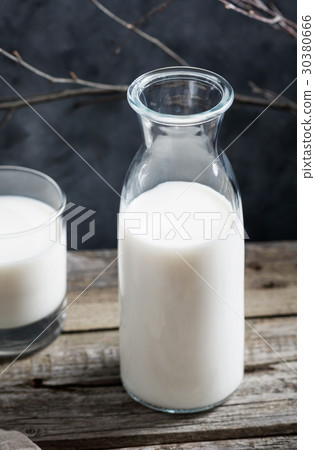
<box><xmin>0</xmin><ymin>297</ymin><xmax>67</xmax><ymax>359</ymax></box>
<box><xmin>123</xmin><ymin>381</ymin><xmax>240</xmax><ymax>414</ymax></box>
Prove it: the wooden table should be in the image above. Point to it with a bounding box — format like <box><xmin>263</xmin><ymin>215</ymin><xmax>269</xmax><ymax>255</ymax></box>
<box><xmin>0</xmin><ymin>242</ymin><xmax>297</xmax><ymax>449</ymax></box>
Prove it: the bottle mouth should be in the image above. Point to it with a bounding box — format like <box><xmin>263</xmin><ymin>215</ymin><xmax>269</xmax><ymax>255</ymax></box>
<box><xmin>127</xmin><ymin>67</ymin><xmax>234</xmax><ymax>126</ymax></box>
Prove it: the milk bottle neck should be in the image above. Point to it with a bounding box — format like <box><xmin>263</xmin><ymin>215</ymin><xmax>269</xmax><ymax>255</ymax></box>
<box><xmin>138</xmin><ymin>115</ymin><xmax>223</xmax><ymax>155</ymax></box>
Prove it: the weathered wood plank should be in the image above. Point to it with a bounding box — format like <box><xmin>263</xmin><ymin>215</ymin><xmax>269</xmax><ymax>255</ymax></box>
<box><xmin>244</xmin><ymin>316</ymin><xmax>296</xmax><ymax>371</ymax></box>
<box><xmin>0</xmin><ymin>368</ymin><xmax>296</xmax><ymax>449</ymax></box>
<box><xmin>64</xmin><ymin>242</ymin><xmax>296</xmax><ymax>332</ymax></box>
<box><xmin>245</xmin><ymin>242</ymin><xmax>296</xmax><ymax>318</ymax></box>
<box><xmin>0</xmin><ymin>243</ymin><xmax>296</xmax><ymax>449</ymax></box>
<box><xmin>126</xmin><ymin>435</ymin><xmax>297</xmax><ymax>449</ymax></box>
<box><xmin>66</xmin><ymin>249</ymin><xmax>119</xmax><ymax>331</ymax></box>
<box><xmin>0</xmin><ymin>316</ymin><xmax>296</xmax><ymax>387</ymax></box>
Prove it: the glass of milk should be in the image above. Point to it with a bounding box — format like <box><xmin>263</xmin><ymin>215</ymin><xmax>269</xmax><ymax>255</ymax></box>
<box><xmin>118</xmin><ymin>67</ymin><xmax>245</xmax><ymax>413</ymax></box>
<box><xmin>0</xmin><ymin>166</ymin><xmax>67</xmax><ymax>357</ymax></box>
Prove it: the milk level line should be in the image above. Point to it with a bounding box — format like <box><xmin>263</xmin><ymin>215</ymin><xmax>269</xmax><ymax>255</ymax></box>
<box><xmin>0</xmin><ymin>253</ymin><xmax>123</xmax><ymax>377</ymax></box>
<box><xmin>176</xmin><ymin>252</ymin><xmax>297</xmax><ymax>375</ymax></box>
<box><xmin>0</xmin><ymin>75</ymin><xmax>122</xmax><ymax>200</ymax></box>
<box><xmin>176</xmin><ymin>77</ymin><xmax>297</xmax><ymax>200</ymax></box>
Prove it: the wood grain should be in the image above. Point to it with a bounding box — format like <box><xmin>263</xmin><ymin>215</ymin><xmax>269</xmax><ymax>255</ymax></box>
<box><xmin>0</xmin><ymin>242</ymin><xmax>297</xmax><ymax>449</ymax></box>
<box><xmin>244</xmin><ymin>242</ymin><xmax>296</xmax><ymax>318</ymax></box>
<box><xmin>64</xmin><ymin>242</ymin><xmax>296</xmax><ymax>332</ymax></box>
<box><xmin>0</xmin><ymin>316</ymin><xmax>296</xmax><ymax>387</ymax></box>
<box><xmin>128</xmin><ymin>436</ymin><xmax>297</xmax><ymax>449</ymax></box>
<box><xmin>0</xmin><ymin>363</ymin><xmax>296</xmax><ymax>449</ymax></box>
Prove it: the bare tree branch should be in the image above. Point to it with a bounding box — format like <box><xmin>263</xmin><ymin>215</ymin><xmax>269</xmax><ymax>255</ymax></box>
<box><xmin>235</xmin><ymin>92</ymin><xmax>296</xmax><ymax>113</ymax></box>
<box><xmin>89</xmin><ymin>0</ymin><xmax>188</xmax><ymax>65</ymax></box>
<box><xmin>111</xmin><ymin>0</ymin><xmax>178</xmax><ymax>58</ymax></box>
<box><xmin>248</xmin><ymin>80</ymin><xmax>296</xmax><ymax>112</ymax></box>
<box><xmin>0</xmin><ymin>88</ymin><xmax>123</xmax><ymax>110</ymax></box>
<box><xmin>0</xmin><ymin>48</ymin><xmax>128</xmax><ymax>92</ymax></box>
<box><xmin>74</xmin><ymin>93</ymin><xmax>126</xmax><ymax>108</ymax></box>
<box><xmin>0</xmin><ymin>83</ymin><xmax>295</xmax><ymax>113</ymax></box>
<box><xmin>0</xmin><ymin>0</ymin><xmax>296</xmax><ymax>131</ymax></box>
<box><xmin>0</xmin><ymin>44</ymin><xmax>296</xmax><ymax>122</ymax></box>
<box><xmin>0</xmin><ymin>109</ymin><xmax>15</xmax><ymax>129</ymax></box>
<box><xmin>219</xmin><ymin>0</ymin><xmax>297</xmax><ymax>38</ymax></box>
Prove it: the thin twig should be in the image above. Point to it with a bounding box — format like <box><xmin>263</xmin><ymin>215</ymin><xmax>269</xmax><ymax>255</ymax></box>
<box><xmin>75</xmin><ymin>91</ymin><xmax>297</xmax><ymax>112</ymax></box>
<box><xmin>89</xmin><ymin>0</ymin><xmax>188</xmax><ymax>65</ymax></box>
<box><xmin>0</xmin><ymin>48</ymin><xmax>128</xmax><ymax>91</ymax></box>
<box><xmin>0</xmin><ymin>88</ymin><xmax>125</xmax><ymax>110</ymax></box>
<box><xmin>269</xmin><ymin>1</ymin><xmax>297</xmax><ymax>30</ymax></box>
<box><xmin>248</xmin><ymin>80</ymin><xmax>296</xmax><ymax>112</ymax></box>
<box><xmin>0</xmin><ymin>86</ymin><xmax>296</xmax><ymax>113</ymax></box>
<box><xmin>0</xmin><ymin>40</ymin><xmax>296</xmax><ymax>126</ymax></box>
<box><xmin>0</xmin><ymin>108</ymin><xmax>15</xmax><ymax>129</ymax></box>
<box><xmin>249</xmin><ymin>81</ymin><xmax>277</xmax><ymax>100</ymax></box>
<box><xmin>74</xmin><ymin>93</ymin><xmax>126</xmax><ymax>108</ymax></box>
<box><xmin>111</xmin><ymin>0</ymin><xmax>177</xmax><ymax>58</ymax></box>
<box><xmin>234</xmin><ymin>92</ymin><xmax>296</xmax><ymax>113</ymax></box>
<box><xmin>219</xmin><ymin>0</ymin><xmax>297</xmax><ymax>38</ymax></box>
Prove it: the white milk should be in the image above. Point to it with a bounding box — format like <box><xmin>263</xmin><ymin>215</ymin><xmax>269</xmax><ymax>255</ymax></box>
<box><xmin>0</xmin><ymin>196</ymin><xmax>66</xmax><ymax>329</ymax></box>
<box><xmin>118</xmin><ymin>181</ymin><xmax>244</xmax><ymax>411</ymax></box>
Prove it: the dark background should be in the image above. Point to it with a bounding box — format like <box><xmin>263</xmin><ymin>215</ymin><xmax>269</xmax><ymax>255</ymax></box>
<box><xmin>0</xmin><ymin>0</ymin><xmax>297</xmax><ymax>249</ymax></box>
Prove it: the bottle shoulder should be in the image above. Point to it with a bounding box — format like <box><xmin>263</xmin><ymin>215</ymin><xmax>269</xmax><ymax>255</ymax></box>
<box><xmin>121</xmin><ymin>143</ymin><xmax>242</xmax><ymax>215</ymax></box>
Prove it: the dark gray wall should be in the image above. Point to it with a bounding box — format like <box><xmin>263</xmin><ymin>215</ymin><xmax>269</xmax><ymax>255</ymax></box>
<box><xmin>0</xmin><ymin>0</ymin><xmax>296</xmax><ymax>249</ymax></box>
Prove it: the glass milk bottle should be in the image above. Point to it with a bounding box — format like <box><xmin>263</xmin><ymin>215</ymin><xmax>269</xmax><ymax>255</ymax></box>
<box><xmin>118</xmin><ymin>67</ymin><xmax>244</xmax><ymax>413</ymax></box>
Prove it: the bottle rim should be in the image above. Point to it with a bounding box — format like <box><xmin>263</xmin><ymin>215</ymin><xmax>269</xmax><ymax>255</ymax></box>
<box><xmin>127</xmin><ymin>66</ymin><xmax>234</xmax><ymax>126</ymax></box>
